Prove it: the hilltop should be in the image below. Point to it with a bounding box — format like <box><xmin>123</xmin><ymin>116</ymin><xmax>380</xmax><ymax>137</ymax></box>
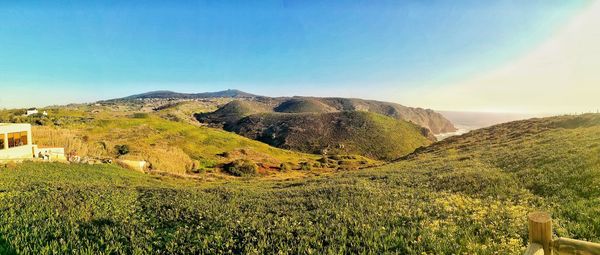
<box><xmin>111</xmin><ymin>89</ymin><xmax>258</xmax><ymax>101</ymax></box>
<box><xmin>1</xmin><ymin>113</ymin><xmax>599</xmax><ymax>254</ymax></box>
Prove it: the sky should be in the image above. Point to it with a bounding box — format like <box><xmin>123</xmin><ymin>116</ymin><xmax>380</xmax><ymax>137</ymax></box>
<box><xmin>0</xmin><ymin>0</ymin><xmax>596</xmax><ymax>113</ymax></box>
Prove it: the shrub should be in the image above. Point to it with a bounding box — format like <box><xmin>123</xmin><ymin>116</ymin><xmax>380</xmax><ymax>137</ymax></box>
<box><xmin>317</xmin><ymin>157</ymin><xmax>328</xmax><ymax>164</ymax></box>
<box><xmin>190</xmin><ymin>168</ymin><xmax>205</xmax><ymax>174</ymax></box>
<box><xmin>189</xmin><ymin>160</ymin><xmax>203</xmax><ymax>174</ymax></box>
<box><xmin>299</xmin><ymin>162</ymin><xmax>312</xmax><ymax>171</ymax></box>
<box><xmin>223</xmin><ymin>159</ymin><xmax>258</xmax><ymax>177</ymax></box>
<box><xmin>114</xmin><ymin>145</ymin><xmax>130</xmax><ymax>156</ymax></box>
<box><xmin>132</xmin><ymin>113</ymin><xmax>149</xmax><ymax>119</ymax></box>
<box><xmin>279</xmin><ymin>162</ymin><xmax>292</xmax><ymax>172</ymax></box>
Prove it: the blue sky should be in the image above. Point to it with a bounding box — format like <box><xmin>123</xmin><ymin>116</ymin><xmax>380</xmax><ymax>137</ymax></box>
<box><xmin>0</xmin><ymin>1</ymin><xmax>592</xmax><ymax>111</ymax></box>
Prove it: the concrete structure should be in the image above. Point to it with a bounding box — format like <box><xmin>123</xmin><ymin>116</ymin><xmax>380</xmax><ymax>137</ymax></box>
<box><xmin>0</xmin><ymin>123</ymin><xmax>66</xmax><ymax>162</ymax></box>
<box><xmin>34</xmin><ymin>147</ymin><xmax>67</xmax><ymax>161</ymax></box>
<box><xmin>0</xmin><ymin>123</ymin><xmax>34</xmax><ymax>161</ymax></box>
<box><xmin>116</xmin><ymin>159</ymin><xmax>148</xmax><ymax>172</ymax></box>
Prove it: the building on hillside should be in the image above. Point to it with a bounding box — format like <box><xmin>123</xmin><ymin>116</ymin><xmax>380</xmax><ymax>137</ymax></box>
<box><xmin>0</xmin><ymin>123</ymin><xmax>65</xmax><ymax>162</ymax></box>
<box><xmin>24</xmin><ymin>108</ymin><xmax>48</xmax><ymax>116</ymax></box>
<box><xmin>25</xmin><ymin>108</ymin><xmax>38</xmax><ymax>116</ymax></box>
<box><xmin>0</xmin><ymin>123</ymin><xmax>35</xmax><ymax>161</ymax></box>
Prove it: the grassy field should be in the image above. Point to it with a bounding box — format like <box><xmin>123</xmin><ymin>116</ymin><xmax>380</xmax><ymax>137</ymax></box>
<box><xmin>0</xmin><ymin>114</ymin><xmax>599</xmax><ymax>254</ymax></box>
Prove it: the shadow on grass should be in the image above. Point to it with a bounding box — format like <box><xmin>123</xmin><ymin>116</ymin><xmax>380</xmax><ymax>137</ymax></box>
<box><xmin>0</xmin><ymin>235</ymin><xmax>16</xmax><ymax>255</ymax></box>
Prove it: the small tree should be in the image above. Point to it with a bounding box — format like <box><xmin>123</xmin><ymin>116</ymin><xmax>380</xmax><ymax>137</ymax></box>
<box><xmin>223</xmin><ymin>159</ymin><xmax>258</xmax><ymax>177</ymax></box>
<box><xmin>279</xmin><ymin>162</ymin><xmax>292</xmax><ymax>172</ymax></box>
<box><xmin>114</xmin><ymin>145</ymin><xmax>130</xmax><ymax>156</ymax></box>
<box><xmin>299</xmin><ymin>162</ymin><xmax>312</xmax><ymax>171</ymax></box>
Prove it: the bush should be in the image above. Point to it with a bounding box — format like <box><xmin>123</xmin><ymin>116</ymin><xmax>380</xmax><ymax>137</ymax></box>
<box><xmin>279</xmin><ymin>162</ymin><xmax>292</xmax><ymax>172</ymax></box>
<box><xmin>223</xmin><ymin>159</ymin><xmax>258</xmax><ymax>177</ymax></box>
<box><xmin>189</xmin><ymin>160</ymin><xmax>204</xmax><ymax>174</ymax></box>
<box><xmin>190</xmin><ymin>167</ymin><xmax>205</xmax><ymax>174</ymax></box>
<box><xmin>132</xmin><ymin>113</ymin><xmax>149</xmax><ymax>119</ymax></box>
<box><xmin>299</xmin><ymin>162</ymin><xmax>312</xmax><ymax>171</ymax></box>
<box><xmin>114</xmin><ymin>145</ymin><xmax>130</xmax><ymax>156</ymax></box>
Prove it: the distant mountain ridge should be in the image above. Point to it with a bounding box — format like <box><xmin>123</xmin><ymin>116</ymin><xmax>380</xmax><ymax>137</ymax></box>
<box><xmin>116</xmin><ymin>89</ymin><xmax>258</xmax><ymax>100</ymax></box>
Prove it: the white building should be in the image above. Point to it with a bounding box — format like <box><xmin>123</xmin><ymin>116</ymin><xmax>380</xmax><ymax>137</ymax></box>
<box><xmin>24</xmin><ymin>108</ymin><xmax>48</xmax><ymax>116</ymax></box>
<box><xmin>0</xmin><ymin>123</ymin><xmax>35</xmax><ymax>161</ymax></box>
<box><xmin>0</xmin><ymin>123</ymin><xmax>66</xmax><ymax>162</ymax></box>
<box><xmin>25</xmin><ymin>108</ymin><xmax>38</xmax><ymax>116</ymax></box>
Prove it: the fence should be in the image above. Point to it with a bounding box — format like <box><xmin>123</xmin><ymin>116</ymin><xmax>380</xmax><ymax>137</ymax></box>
<box><xmin>524</xmin><ymin>211</ymin><xmax>600</xmax><ymax>255</ymax></box>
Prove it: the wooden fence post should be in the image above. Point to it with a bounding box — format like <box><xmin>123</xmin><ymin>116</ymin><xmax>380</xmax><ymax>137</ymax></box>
<box><xmin>528</xmin><ymin>211</ymin><xmax>553</xmax><ymax>255</ymax></box>
<box><xmin>553</xmin><ymin>237</ymin><xmax>600</xmax><ymax>255</ymax></box>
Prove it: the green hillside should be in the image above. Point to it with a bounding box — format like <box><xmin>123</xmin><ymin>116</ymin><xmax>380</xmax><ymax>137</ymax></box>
<box><xmin>317</xmin><ymin>97</ymin><xmax>457</xmax><ymax>134</ymax></box>
<box><xmin>1</xmin><ymin>106</ymin><xmax>321</xmax><ymax>175</ymax></box>
<box><xmin>273</xmin><ymin>98</ymin><xmax>336</xmax><ymax>113</ymax></box>
<box><xmin>197</xmin><ymin>97</ymin><xmax>457</xmax><ymax>134</ymax></box>
<box><xmin>1</xmin><ymin>114</ymin><xmax>599</xmax><ymax>254</ymax></box>
<box><xmin>197</xmin><ymin>99</ymin><xmax>442</xmax><ymax>161</ymax></box>
<box><xmin>232</xmin><ymin>111</ymin><xmax>434</xmax><ymax>160</ymax></box>
<box><xmin>195</xmin><ymin>100</ymin><xmax>274</xmax><ymax>129</ymax></box>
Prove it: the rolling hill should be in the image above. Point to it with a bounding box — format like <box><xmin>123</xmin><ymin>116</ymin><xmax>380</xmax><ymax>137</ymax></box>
<box><xmin>196</xmin><ymin>97</ymin><xmax>454</xmax><ymax>160</ymax></box>
<box><xmin>196</xmin><ymin>100</ymin><xmax>275</xmax><ymax>129</ymax></box>
<box><xmin>198</xmin><ymin>96</ymin><xmax>457</xmax><ymax>134</ymax></box>
<box><xmin>1</xmin><ymin>113</ymin><xmax>598</xmax><ymax>254</ymax></box>
<box><xmin>230</xmin><ymin>111</ymin><xmax>434</xmax><ymax>160</ymax></box>
<box><xmin>314</xmin><ymin>97</ymin><xmax>457</xmax><ymax>134</ymax></box>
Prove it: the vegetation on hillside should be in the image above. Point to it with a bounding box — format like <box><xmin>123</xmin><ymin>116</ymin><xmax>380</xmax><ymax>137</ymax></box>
<box><xmin>196</xmin><ymin>100</ymin><xmax>274</xmax><ymax>129</ymax></box>
<box><xmin>113</xmin><ymin>89</ymin><xmax>258</xmax><ymax>100</ymax></box>
<box><xmin>273</xmin><ymin>98</ymin><xmax>336</xmax><ymax>113</ymax></box>
<box><xmin>231</xmin><ymin>111</ymin><xmax>434</xmax><ymax>160</ymax></box>
<box><xmin>0</xmin><ymin>114</ymin><xmax>598</xmax><ymax>254</ymax></box>
<box><xmin>1</xmin><ymin>103</ymin><xmax>382</xmax><ymax>176</ymax></box>
<box><xmin>0</xmin><ymin>104</ymin><xmax>325</xmax><ymax>176</ymax></box>
<box><xmin>198</xmin><ymin>97</ymin><xmax>456</xmax><ymax>134</ymax></box>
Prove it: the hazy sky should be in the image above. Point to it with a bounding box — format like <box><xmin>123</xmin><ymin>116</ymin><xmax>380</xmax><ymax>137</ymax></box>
<box><xmin>0</xmin><ymin>1</ymin><xmax>596</xmax><ymax>113</ymax></box>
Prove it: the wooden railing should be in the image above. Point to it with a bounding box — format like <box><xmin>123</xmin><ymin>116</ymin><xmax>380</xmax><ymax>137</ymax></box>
<box><xmin>524</xmin><ymin>212</ymin><xmax>600</xmax><ymax>255</ymax></box>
